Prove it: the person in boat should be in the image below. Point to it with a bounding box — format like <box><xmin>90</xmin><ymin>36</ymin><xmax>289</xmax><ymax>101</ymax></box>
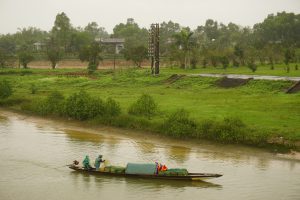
<box><xmin>94</xmin><ymin>155</ymin><xmax>105</xmax><ymax>171</ymax></box>
<box><xmin>82</xmin><ymin>155</ymin><xmax>92</xmax><ymax>170</ymax></box>
<box><xmin>155</xmin><ymin>162</ymin><xmax>168</xmax><ymax>174</ymax></box>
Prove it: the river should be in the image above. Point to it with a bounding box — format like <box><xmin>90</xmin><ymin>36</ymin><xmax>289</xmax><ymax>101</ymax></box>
<box><xmin>0</xmin><ymin>111</ymin><xmax>299</xmax><ymax>200</ymax></box>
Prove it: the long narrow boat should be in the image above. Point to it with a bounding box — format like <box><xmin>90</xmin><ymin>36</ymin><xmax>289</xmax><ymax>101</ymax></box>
<box><xmin>68</xmin><ymin>165</ymin><xmax>222</xmax><ymax>181</ymax></box>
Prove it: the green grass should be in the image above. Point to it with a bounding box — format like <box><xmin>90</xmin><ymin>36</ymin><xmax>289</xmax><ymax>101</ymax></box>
<box><xmin>163</xmin><ymin>63</ymin><xmax>300</xmax><ymax>77</ymax></box>
<box><xmin>1</xmin><ymin>66</ymin><xmax>300</xmax><ymax>148</ymax></box>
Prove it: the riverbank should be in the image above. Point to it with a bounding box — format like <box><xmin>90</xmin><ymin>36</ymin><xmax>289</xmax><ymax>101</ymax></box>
<box><xmin>0</xmin><ymin>67</ymin><xmax>300</xmax><ymax>151</ymax></box>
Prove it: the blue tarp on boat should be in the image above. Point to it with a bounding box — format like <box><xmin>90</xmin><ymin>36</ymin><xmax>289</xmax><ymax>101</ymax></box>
<box><xmin>125</xmin><ymin>163</ymin><xmax>157</xmax><ymax>175</ymax></box>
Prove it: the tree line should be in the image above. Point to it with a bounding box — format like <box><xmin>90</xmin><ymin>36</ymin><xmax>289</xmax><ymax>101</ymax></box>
<box><xmin>0</xmin><ymin>12</ymin><xmax>299</xmax><ymax>72</ymax></box>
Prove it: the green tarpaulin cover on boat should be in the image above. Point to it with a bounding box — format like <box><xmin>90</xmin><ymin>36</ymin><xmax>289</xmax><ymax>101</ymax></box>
<box><xmin>125</xmin><ymin>163</ymin><xmax>157</xmax><ymax>175</ymax></box>
<box><xmin>158</xmin><ymin>168</ymin><xmax>188</xmax><ymax>176</ymax></box>
<box><xmin>104</xmin><ymin>166</ymin><xmax>126</xmax><ymax>174</ymax></box>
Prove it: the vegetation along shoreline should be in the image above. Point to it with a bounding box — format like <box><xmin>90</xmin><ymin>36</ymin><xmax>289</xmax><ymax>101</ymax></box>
<box><xmin>1</xmin><ymin>68</ymin><xmax>299</xmax><ymax>152</ymax></box>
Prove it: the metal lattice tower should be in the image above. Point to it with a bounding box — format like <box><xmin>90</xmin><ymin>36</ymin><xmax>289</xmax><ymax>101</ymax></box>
<box><xmin>148</xmin><ymin>23</ymin><xmax>159</xmax><ymax>75</ymax></box>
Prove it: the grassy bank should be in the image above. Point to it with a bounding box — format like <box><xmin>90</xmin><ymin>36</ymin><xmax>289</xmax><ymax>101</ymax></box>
<box><xmin>0</xmin><ymin>67</ymin><xmax>300</xmax><ymax>150</ymax></box>
<box><xmin>3</xmin><ymin>62</ymin><xmax>300</xmax><ymax>76</ymax></box>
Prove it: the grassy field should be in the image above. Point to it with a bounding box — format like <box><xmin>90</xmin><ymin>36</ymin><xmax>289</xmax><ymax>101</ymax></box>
<box><xmin>5</xmin><ymin>61</ymin><xmax>300</xmax><ymax>76</ymax></box>
<box><xmin>1</xmin><ymin>66</ymin><xmax>300</xmax><ymax>149</ymax></box>
<box><xmin>163</xmin><ymin>63</ymin><xmax>300</xmax><ymax>77</ymax></box>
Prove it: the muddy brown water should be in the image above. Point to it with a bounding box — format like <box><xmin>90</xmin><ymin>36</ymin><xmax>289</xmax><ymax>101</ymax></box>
<box><xmin>0</xmin><ymin>111</ymin><xmax>299</xmax><ymax>200</ymax></box>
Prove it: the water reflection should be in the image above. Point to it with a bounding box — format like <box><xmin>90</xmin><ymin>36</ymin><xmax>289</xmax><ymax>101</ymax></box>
<box><xmin>134</xmin><ymin>141</ymin><xmax>157</xmax><ymax>155</ymax></box>
<box><xmin>70</xmin><ymin>171</ymin><xmax>222</xmax><ymax>189</ymax></box>
<box><xmin>64</xmin><ymin>129</ymin><xmax>105</xmax><ymax>143</ymax></box>
<box><xmin>194</xmin><ymin>146</ymin><xmax>273</xmax><ymax>169</ymax></box>
<box><xmin>165</xmin><ymin>145</ymin><xmax>191</xmax><ymax>164</ymax></box>
<box><xmin>0</xmin><ymin>114</ymin><xmax>8</xmax><ymax>121</ymax></box>
<box><xmin>0</xmin><ymin>114</ymin><xmax>9</xmax><ymax>133</ymax></box>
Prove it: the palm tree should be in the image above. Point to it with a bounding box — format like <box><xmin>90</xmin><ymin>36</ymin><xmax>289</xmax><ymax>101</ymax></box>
<box><xmin>173</xmin><ymin>29</ymin><xmax>194</xmax><ymax>69</ymax></box>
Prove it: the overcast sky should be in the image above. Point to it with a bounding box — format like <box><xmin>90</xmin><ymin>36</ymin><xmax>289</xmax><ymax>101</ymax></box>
<box><xmin>0</xmin><ymin>0</ymin><xmax>299</xmax><ymax>34</ymax></box>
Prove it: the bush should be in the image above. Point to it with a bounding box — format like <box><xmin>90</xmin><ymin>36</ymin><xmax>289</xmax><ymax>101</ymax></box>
<box><xmin>105</xmin><ymin>97</ymin><xmax>121</xmax><ymax>117</ymax></box>
<box><xmin>162</xmin><ymin>109</ymin><xmax>197</xmax><ymax>138</ymax></box>
<box><xmin>198</xmin><ymin>117</ymin><xmax>248</xmax><ymax>143</ymax></box>
<box><xmin>247</xmin><ymin>59</ymin><xmax>257</xmax><ymax>72</ymax></box>
<box><xmin>0</xmin><ymin>80</ymin><xmax>13</xmax><ymax>99</ymax></box>
<box><xmin>30</xmin><ymin>83</ymin><xmax>38</xmax><ymax>94</ymax></box>
<box><xmin>0</xmin><ymin>96</ymin><xmax>25</xmax><ymax>107</ymax></box>
<box><xmin>45</xmin><ymin>91</ymin><xmax>65</xmax><ymax>115</ymax></box>
<box><xmin>21</xmin><ymin>91</ymin><xmax>65</xmax><ymax>116</ymax></box>
<box><xmin>220</xmin><ymin>56</ymin><xmax>229</xmax><ymax>69</ymax></box>
<box><xmin>232</xmin><ymin>59</ymin><xmax>239</xmax><ymax>67</ymax></box>
<box><xmin>128</xmin><ymin>94</ymin><xmax>158</xmax><ymax>118</ymax></box>
<box><xmin>214</xmin><ymin>117</ymin><xmax>247</xmax><ymax>143</ymax></box>
<box><xmin>65</xmin><ymin>90</ymin><xmax>105</xmax><ymax>120</ymax></box>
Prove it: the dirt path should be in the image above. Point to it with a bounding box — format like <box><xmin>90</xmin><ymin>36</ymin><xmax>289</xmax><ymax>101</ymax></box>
<box><xmin>190</xmin><ymin>73</ymin><xmax>300</xmax><ymax>81</ymax></box>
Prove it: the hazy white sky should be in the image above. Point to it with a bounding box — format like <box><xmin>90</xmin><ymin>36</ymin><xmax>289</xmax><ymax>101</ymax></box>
<box><xmin>0</xmin><ymin>0</ymin><xmax>299</xmax><ymax>34</ymax></box>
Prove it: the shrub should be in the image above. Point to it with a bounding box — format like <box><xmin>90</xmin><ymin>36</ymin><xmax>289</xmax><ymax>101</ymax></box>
<box><xmin>215</xmin><ymin>117</ymin><xmax>247</xmax><ymax>143</ymax></box>
<box><xmin>105</xmin><ymin>97</ymin><xmax>121</xmax><ymax>117</ymax></box>
<box><xmin>196</xmin><ymin>119</ymin><xmax>215</xmax><ymax>138</ymax></box>
<box><xmin>220</xmin><ymin>56</ymin><xmax>229</xmax><ymax>69</ymax></box>
<box><xmin>64</xmin><ymin>90</ymin><xmax>105</xmax><ymax>120</ymax></box>
<box><xmin>21</xmin><ymin>91</ymin><xmax>65</xmax><ymax>116</ymax></box>
<box><xmin>0</xmin><ymin>96</ymin><xmax>25</xmax><ymax>107</ymax></box>
<box><xmin>128</xmin><ymin>94</ymin><xmax>158</xmax><ymax>118</ymax></box>
<box><xmin>202</xmin><ymin>58</ymin><xmax>207</xmax><ymax>68</ymax></box>
<box><xmin>247</xmin><ymin>60</ymin><xmax>257</xmax><ymax>72</ymax></box>
<box><xmin>198</xmin><ymin>117</ymin><xmax>248</xmax><ymax>143</ymax></box>
<box><xmin>0</xmin><ymin>80</ymin><xmax>13</xmax><ymax>99</ymax></box>
<box><xmin>162</xmin><ymin>109</ymin><xmax>197</xmax><ymax>138</ymax></box>
<box><xmin>30</xmin><ymin>83</ymin><xmax>38</xmax><ymax>94</ymax></box>
<box><xmin>45</xmin><ymin>91</ymin><xmax>65</xmax><ymax>115</ymax></box>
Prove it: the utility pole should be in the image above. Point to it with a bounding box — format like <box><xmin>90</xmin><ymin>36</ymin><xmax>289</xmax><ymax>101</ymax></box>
<box><xmin>148</xmin><ymin>23</ymin><xmax>160</xmax><ymax>75</ymax></box>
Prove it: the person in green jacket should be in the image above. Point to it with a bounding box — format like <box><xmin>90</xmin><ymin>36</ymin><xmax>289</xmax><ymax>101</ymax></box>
<box><xmin>94</xmin><ymin>155</ymin><xmax>105</xmax><ymax>171</ymax></box>
<box><xmin>82</xmin><ymin>155</ymin><xmax>92</xmax><ymax>170</ymax></box>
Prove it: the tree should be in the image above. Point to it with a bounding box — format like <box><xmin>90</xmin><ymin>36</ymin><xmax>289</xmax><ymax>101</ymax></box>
<box><xmin>284</xmin><ymin>48</ymin><xmax>294</xmax><ymax>66</ymax></box>
<box><xmin>284</xmin><ymin>48</ymin><xmax>295</xmax><ymax>73</ymax></box>
<box><xmin>124</xmin><ymin>45</ymin><xmax>147</xmax><ymax>68</ymax></box>
<box><xmin>253</xmin><ymin>12</ymin><xmax>300</xmax><ymax>48</ymax></box>
<box><xmin>79</xmin><ymin>41</ymin><xmax>102</xmax><ymax>73</ymax></box>
<box><xmin>51</xmin><ymin>12</ymin><xmax>72</xmax><ymax>51</ymax></box>
<box><xmin>234</xmin><ymin>45</ymin><xmax>244</xmax><ymax>66</ymax></box>
<box><xmin>247</xmin><ymin>58</ymin><xmax>257</xmax><ymax>72</ymax></box>
<box><xmin>173</xmin><ymin>28</ymin><xmax>194</xmax><ymax>69</ymax></box>
<box><xmin>220</xmin><ymin>56</ymin><xmax>229</xmax><ymax>69</ymax></box>
<box><xmin>84</xmin><ymin>22</ymin><xmax>109</xmax><ymax>40</ymax></box>
<box><xmin>245</xmin><ymin>47</ymin><xmax>258</xmax><ymax>72</ymax></box>
<box><xmin>69</xmin><ymin>28</ymin><xmax>93</xmax><ymax>53</ymax></box>
<box><xmin>15</xmin><ymin>27</ymin><xmax>48</xmax><ymax>48</ymax></box>
<box><xmin>0</xmin><ymin>34</ymin><xmax>16</xmax><ymax>67</ymax></box>
<box><xmin>203</xmin><ymin>19</ymin><xmax>219</xmax><ymax>41</ymax></box>
<box><xmin>160</xmin><ymin>21</ymin><xmax>181</xmax><ymax>56</ymax></box>
<box><xmin>46</xmin><ymin>37</ymin><xmax>63</xmax><ymax>69</ymax></box>
<box><xmin>113</xmin><ymin>19</ymin><xmax>149</xmax><ymax>68</ymax></box>
<box><xmin>17</xmin><ymin>45</ymin><xmax>34</xmax><ymax>68</ymax></box>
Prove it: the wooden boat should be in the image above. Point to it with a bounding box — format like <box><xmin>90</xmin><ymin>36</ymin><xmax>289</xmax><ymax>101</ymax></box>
<box><xmin>68</xmin><ymin>164</ymin><xmax>222</xmax><ymax>181</ymax></box>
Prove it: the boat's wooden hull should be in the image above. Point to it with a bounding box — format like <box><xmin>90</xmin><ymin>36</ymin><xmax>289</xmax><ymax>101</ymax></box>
<box><xmin>68</xmin><ymin>165</ymin><xmax>222</xmax><ymax>181</ymax></box>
